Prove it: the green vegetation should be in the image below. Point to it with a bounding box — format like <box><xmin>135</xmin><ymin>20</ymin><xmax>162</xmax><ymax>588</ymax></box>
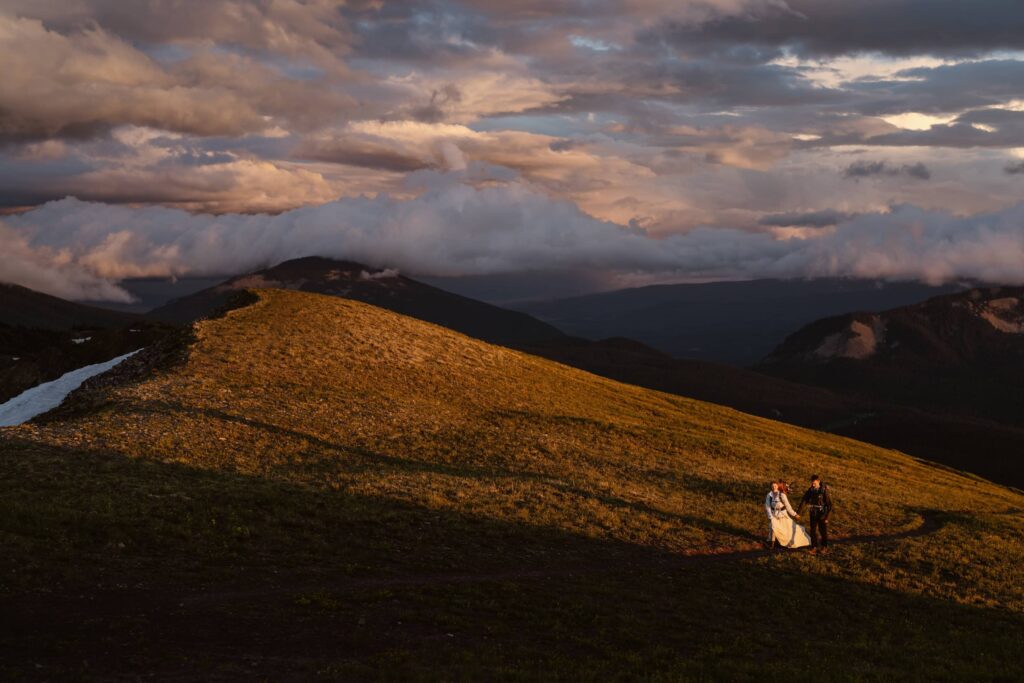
<box><xmin>1</xmin><ymin>289</ymin><xmax>1022</xmax><ymax>681</ymax></box>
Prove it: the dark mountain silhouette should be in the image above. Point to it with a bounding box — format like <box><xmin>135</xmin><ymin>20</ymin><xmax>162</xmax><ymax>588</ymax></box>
<box><xmin>760</xmin><ymin>286</ymin><xmax>1024</xmax><ymax>429</ymax></box>
<box><xmin>149</xmin><ymin>257</ymin><xmax>565</xmax><ymax>347</ymax></box>
<box><xmin>514</xmin><ymin>278</ymin><xmax>964</xmax><ymax>365</ymax></box>
<box><xmin>0</xmin><ymin>282</ymin><xmax>143</xmax><ymax>330</ymax></box>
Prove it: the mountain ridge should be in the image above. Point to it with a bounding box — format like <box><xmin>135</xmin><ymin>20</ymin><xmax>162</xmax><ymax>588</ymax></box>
<box><xmin>514</xmin><ymin>277</ymin><xmax>967</xmax><ymax>364</ymax></box>
<box><xmin>149</xmin><ymin>256</ymin><xmax>565</xmax><ymax>347</ymax></box>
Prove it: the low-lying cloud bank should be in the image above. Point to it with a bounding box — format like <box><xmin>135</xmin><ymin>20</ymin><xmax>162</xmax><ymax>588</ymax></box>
<box><xmin>3</xmin><ymin>175</ymin><xmax>1024</xmax><ymax>301</ymax></box>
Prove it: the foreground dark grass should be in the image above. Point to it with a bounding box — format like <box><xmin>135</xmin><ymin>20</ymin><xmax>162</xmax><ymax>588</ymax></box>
<box><xmin>2</xmin><ymin>442</ymin><xmax>1022</xmax><ymax>682</ymax></box>
<box><xmin>2</xmin><ymin>290</ymin><xmax>1023</xmax><ymax>680</ymax></box>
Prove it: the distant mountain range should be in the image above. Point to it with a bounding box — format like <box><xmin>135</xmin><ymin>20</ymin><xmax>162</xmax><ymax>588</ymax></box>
<box><xmin>149</xmin><ymin>257</ymin><xmax>564</xmax><ymax>347</ymax></box>
<box><xmin>760</xmin><ymin>286</ymin><xmax>1024</xmax><ymax>430</ymax></box>
<box><xmin>514</xmin><ymin>278</ymin><xmax>966</xmax><ymax>365</ymax></box>
<box><xmin>0</xmin><ymin>282</ymin><xmax>143</xmax><ymax>331</ymax></box>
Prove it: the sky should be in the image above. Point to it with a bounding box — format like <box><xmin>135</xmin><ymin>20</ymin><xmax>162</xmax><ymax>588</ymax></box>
<box><xmin>1</xmin><ymin>0</ymin><xmax>1024</xmax><ymax>302</ymax></box>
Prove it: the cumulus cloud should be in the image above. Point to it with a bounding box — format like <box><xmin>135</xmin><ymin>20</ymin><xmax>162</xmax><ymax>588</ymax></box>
<box><xmin>0</xmin><ymin>125</ymin><xmax>342</xmax><ymax>214</ymax></box>
<box><xmin>293</xmin><ymin>121</ymin><xmax>662</xmax><ymax>224</ymax></box>
<box><xmin>0</xmin><ymin>223</ymin><xmax>134</xmax><ymax>301</ymax></box>
<box><xmin>4</xmin><ymin>175</ymin><xmax>1024</xmax><ymax>301</ymax></box>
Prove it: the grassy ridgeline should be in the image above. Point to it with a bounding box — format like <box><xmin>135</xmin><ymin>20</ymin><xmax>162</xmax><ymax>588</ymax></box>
<box><xmin>2</xmin><ymin>288</ymin><xmax>1022</xmax><ymax>680</ymax></box>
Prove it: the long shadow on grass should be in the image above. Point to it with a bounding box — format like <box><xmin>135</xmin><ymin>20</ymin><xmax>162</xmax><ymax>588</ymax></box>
<box><xmin>1</xmin><ymin>436</ymin><xmax>1023</xmax><ymax>681</ymax></box>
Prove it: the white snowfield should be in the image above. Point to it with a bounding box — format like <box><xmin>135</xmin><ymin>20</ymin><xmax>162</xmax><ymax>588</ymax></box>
<box><xmin>0</xmin><ymin>350</ymin><xmax>141</xmax><ymax>427</ymax></box>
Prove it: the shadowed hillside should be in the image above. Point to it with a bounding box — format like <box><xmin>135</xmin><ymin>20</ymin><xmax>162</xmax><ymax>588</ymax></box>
<box><xmin>2</xmin><ymin>289</ymin><xmax>1022</xmax><ymax>680</ymax></box>
<box><xmin>520</xmin><ymin>336</ymin><xmax>1024</xmax><ymax>488</ymax></box>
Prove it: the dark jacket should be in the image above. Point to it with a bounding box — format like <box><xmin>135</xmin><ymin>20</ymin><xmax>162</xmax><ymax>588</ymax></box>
<box><xmin>798</xmin><ymin>484</ymin><xmax>833</xmax><ymax>519</ymax></box>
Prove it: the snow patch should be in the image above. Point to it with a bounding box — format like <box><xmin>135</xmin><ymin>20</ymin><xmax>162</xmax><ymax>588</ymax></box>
<box><xmin>71</xmin><ymin>337</ymin><xmax>92</xmax><ymax>344</ymax></box>
<box><xmin>813</xmin><ymin>317</ymin><xmax>886</xmax><ymax>360</ymax></box>
<box><xmin>0</xmin><ymin>350</ymin><xmax>141</xmax><ymax>427</ymax></box>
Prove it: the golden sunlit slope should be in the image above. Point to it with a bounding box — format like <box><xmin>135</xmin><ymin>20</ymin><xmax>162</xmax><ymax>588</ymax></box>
<box><xmin>2</xmin><ymin>288</ymin><xmax>1023</xmax><ymax>680</ymax></box>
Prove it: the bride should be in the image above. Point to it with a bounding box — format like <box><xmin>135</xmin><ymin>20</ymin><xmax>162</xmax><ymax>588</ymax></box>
<box><xmin>765</xmin><ymin>480</ymin><xmax>811</xmax><ymax>549</ymax></box>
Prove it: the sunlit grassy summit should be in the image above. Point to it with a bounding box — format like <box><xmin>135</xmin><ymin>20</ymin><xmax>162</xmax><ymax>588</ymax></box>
<box><xmin>2</xmin><ymin>289</ymin><xmax>1023</xmax><ymax>680</ymax></box>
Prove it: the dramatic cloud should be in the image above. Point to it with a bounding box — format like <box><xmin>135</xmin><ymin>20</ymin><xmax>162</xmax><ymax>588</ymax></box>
<box><xmin>1</xmin><ymin>1</ymin><xmax>1023</xmax><ymax>289</ymax></box>
<box><xmin>4</xmin><ymin>175</ymin><xmax>1024</xmax><ymax>301</ymax></box>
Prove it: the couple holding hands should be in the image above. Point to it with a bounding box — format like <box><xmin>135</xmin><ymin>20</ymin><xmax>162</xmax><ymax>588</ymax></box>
<box><xmin>765</xmin><ymin>474</ymin><xmax>833</xmax><ymax>554</ymax></box>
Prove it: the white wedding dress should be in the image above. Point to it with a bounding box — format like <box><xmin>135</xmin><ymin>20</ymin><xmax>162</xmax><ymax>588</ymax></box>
<box><xmin>765</xmin><ymin>491</ymin><xmax>811</xmax><ymax>548</ymax></box>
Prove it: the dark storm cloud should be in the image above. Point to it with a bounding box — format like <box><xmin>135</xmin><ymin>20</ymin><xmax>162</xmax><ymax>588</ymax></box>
<box><xmin>843</xmin><ymin>161</ymin><xmax>931</xmax><ymax>180</ymax></box>
<box><xmin>759</xmin><ymin>209</ymin><xmax>856</xmax><ymax>228</ymax></box>
<box><xmin>657</xmin><ymin>0</ymin><xmax>1024</xmax><ymax>58</ymax></box>
<box><xmin>1006</xmin><ymin>161</ymin><xmax>1024</xmax><ymax>175</ymax></box>
<box><xmin>850</xmin><ymin>60</ymin><xmax>1024</xmax><ymax>117</ymax></box>
<box><xmin>654</xmin><ymin>59</ymin><xmax>845</xmax><ymax>108</ymax></box>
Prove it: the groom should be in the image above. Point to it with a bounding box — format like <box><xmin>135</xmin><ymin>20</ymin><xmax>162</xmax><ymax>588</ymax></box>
<box><xmin>797</xmin><ymin>474</ymin><xmax>833</xmax><ymax>554</ymax></box>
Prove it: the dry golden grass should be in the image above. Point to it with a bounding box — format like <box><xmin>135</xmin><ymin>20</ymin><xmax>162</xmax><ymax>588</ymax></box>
<box><xmin>2</xmin><ymin>288</ymin><xmax>1023</xmax><ymax>680</ymax></box>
